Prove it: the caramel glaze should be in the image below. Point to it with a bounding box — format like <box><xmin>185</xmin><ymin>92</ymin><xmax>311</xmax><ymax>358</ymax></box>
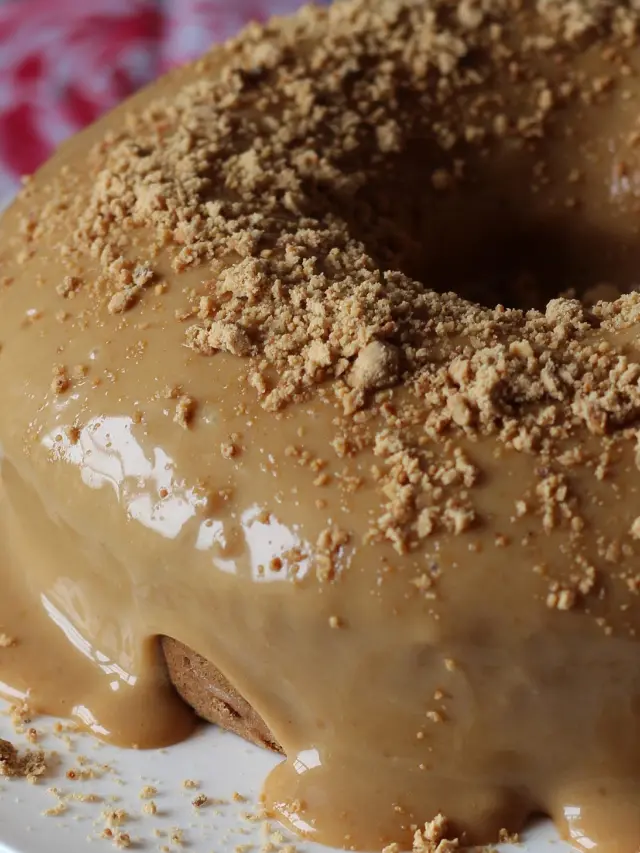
<box><xmin>2</xmin><ymin>2</ymin><xmax>640</xmax><ymax>851</ymax></box>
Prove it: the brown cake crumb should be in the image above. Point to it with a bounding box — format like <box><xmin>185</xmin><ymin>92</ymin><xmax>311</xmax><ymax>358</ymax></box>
<box><xmin>51</xmin><ymin>364</ymin><xmax>70</xmax><ymax>394</ymax></box>
<box><xmin>169</xmin><ymin>827</ymin><xmax>184</xmax><ymax>845</ymax></box>
<box><xmin>0</xmin><ymin>737</ymin><xmax>47</xmax><ymax>781</ymax></box>
<box><xmin>426</xmin><ymin>711</ymin><xmax>444</xmax><ymax>724</ymax></box>
<box><xmin>348</xmin><ymin>341</ymin><xmax>400</xmax><ymax>392</ymax></box>
<box><xmin>187</xmin><ymin>320</ymin><xmax>253</xmax><ymax>357</ymax></box>
<box><xmin>498</xmin><ymin>829</ymin><xmax>520</xmax><ymax>844</ymax></box>
<box><xmin>140</xmin><ymin>784</ymin><xmax>157</xmax><ymax>799</ymax></box>
<box><xmin>56</xmin><ymin>275</ymin><xmax>81</xmax><ymax>298</ymax></box>
<box><xmin>102</xmin><ymin>807</ymin><xmax>128</xmax><ymax>827</ymax></box>
<box><xmin>0</xmin><ymin>633</ymin><xmax>16</xmax><ymax>647</ymax></box>
<box><xmin>412</xmin><ymin>814</ymin><xmax>459</xmax><ymax>853</ymax></box>
<box><xmin>9</xmin><ymin>701</ymin><xmax>32</xmax><ymax>730</ymax></box>
<box><xmin>546</xmin><ymin>585</ymin><xmax>577</xmax><ymax>611</ymax></box>
<box><xmin>108</xmin><ymin>287</ymin><xmax>140</xmax><ymax>315</ymax></box>
<box><xmin>411</xmin><ymin>574</ymin><xmax>434</xmax><ymax>594</ymax></box>
<box><xmin>107</xmin><ymin>263</ymin><xmax>154</xmax><ymax>314</ymax></box>
<box><xmin>221</xmin><ymin>440</ymin><xmax>240</xmax><ymax>459</ymax></box>
<box><xmin>43</xmin><ymin>802</ymin><xmax>68</xmax><ymax>817</ymax></box>
<box><xmin>174</xmin><ymin>395</ymin><xmax>196</xmax><ymax>429</ymax></box>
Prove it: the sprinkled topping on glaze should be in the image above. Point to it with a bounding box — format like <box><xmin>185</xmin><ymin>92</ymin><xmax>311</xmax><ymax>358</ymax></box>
<box><xmin>413</xmin><ymin>813</ymin><xmax>459</xmax><ymax>853</ymax></box>
<box><xmin>19</xmin><ymin>8</ymin><xmax>639</xmax><ymax>424</ymax></box>
<box><xmin>348</xmin><ymin>341</ymin><xmax>400</xmax><ymax>392</ymax></box>
<box><xmin>6</xmin><ymin>0</ymin><xmax>640</xmax><ymax>613</ymax></box>
<box><xmin>24</xmin><ymin>0</ymin><xmax>638</xmax><ymax>410</ymax></box>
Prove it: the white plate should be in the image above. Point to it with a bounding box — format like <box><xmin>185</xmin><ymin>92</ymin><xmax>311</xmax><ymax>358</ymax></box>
<box><xmin>0</xmin><ymin>700</ymin><xmax>569</xmax><ymax>853</ymax></box>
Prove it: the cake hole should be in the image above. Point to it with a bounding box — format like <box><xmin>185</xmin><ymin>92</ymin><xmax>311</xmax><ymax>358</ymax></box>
<box><xmin>329</xmin><ymin>142</ymin><xmax>640</xmax><ymax>312</ymax></box>
<box><xmin>396</xmin><ymin>212</ymin><xmax>640</xmax><ymax>311</ymax></box>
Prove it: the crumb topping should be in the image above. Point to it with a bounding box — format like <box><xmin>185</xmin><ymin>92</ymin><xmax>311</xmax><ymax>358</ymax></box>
<box><xmin>8</xmin><ymin>0</ymin><xmax>640</xmax><ymax>609</ymax></box>
<box><xmin>32</xmin><ymin>0</ymin><xmax>640</xmax><ymax>409</ymax></box>
<box><xmin>413</xmin><ymin>814</ymin><xmax>459</xmax><ymax>853</ymax></box>
<box><xmin>0</xmin><ymin>737</ymin><xmax>47</xmax><ymax>781</ymax></box>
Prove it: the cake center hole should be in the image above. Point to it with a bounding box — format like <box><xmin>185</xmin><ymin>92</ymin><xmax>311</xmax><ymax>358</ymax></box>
<box><xmin>398</xmin><ymin>212</ymin><xmax>636</xmax><ymax>311</ymax></box>
<box><xmin>340</xmin><ymin>148</ymin><xmax>639</xmax><ymax>312</ymax></box>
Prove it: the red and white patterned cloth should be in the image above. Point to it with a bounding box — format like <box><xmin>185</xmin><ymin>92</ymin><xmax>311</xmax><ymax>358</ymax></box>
<box><xmin>0</xmin><ymin>0</ymin><xmax>324</xmax><ymax>205</ymax></box>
